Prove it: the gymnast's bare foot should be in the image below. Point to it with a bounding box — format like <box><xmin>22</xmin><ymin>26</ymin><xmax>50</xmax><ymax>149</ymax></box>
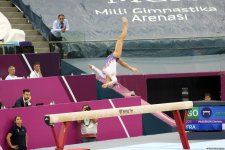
<box><xmin>122</xmin><ymin>17</ymin><xmax>128</xmax><ymax>25</ymax></box>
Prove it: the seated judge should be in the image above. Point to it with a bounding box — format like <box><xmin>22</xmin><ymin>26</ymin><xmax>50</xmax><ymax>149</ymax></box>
<box><xmin>30</xmin><ymin>62</ymin><xmax>42</xmax><ymax>78</ymax></box>
<box><xmin>5</xmin><ymin>66</ymin><xmax>23</xmax><ymax>80</ymax></box>
<box><xmin>13</xmin><ymin>89</ymin><xmax>32</xmax><ymax>108</ymax></box>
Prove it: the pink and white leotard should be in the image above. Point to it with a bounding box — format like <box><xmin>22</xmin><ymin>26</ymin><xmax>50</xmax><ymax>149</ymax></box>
<box><xmin>102</xmin><ymin>53</ymin><xmax>119</xmax><ymax>77</ymax></box>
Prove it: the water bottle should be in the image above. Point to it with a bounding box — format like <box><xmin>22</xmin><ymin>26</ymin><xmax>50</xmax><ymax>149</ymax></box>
<box><xmin>130</xmin><ymin>91</ymin><xmax>135</xmax><ymax>96</ymax></box>
<box><xmin>50</xmin><ymin>100</ymin><xmax>55</xmax><ymax>105</ymax></box>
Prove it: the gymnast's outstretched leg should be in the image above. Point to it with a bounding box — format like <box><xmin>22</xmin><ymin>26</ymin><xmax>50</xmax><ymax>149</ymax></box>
<box><xmin>113</xmin><ymin>17</ymin><xmax>128</xmax><ymax>58</ymax></box>
<box><xmin>101</xmin><ymin>17</ymin><xmax>128</xmax><ymax>88</ymax></box>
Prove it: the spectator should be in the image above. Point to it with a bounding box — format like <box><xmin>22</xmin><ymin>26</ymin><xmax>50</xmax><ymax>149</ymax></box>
<box><xmin>204</xmin><ymin>93</ymin><xmax>211</xmax><ymax>101</ymax></box>
<box><xmin>50</xmin><ymin>14</ymin><xmax>69</xmax><ymax>58</ymax></box>
<box><xmin>5</xmin><ymin>66</ymin><xmax>23</xmax><ymax>80</ymax></box>
<box><xmin>6</xmin><ymin>116</ymin><xmax>28</xmax><ymax>150</ymax></box>
<box><xmin>51</xmin><ymin>14</ymin><xmax>69</xmax><ymax>36</ymax></box>
<box><xmin>30</xmin><ymin>62</ymin><xmax>42</xmax><ymax>78</ymax></box>
<box><xmin>77</xmin><ymin>105</ymin><xmax>98</xmax><ymax>143</ymax></box>
<box><xmin>13</xmin><ymin>89</ymin><xmax>32</xmax><ymax>108</ymax></box>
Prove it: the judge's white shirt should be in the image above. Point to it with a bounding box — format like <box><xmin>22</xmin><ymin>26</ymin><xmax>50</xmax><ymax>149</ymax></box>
<box><xmin>30</xmin><ymin>70</ymin><xmax>41</xmax><ymax>78</ymax></box>
<box><xmin>5</xmin><ymin>75</ymin><xmax>19</xmax><ymax>80</ymax></box>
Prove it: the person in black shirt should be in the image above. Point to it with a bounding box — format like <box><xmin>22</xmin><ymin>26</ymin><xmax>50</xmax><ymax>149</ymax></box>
<box><xmin>6</xmin><ymin>116</ymin><xmax>28</xmax><ymax>150</ymax></box>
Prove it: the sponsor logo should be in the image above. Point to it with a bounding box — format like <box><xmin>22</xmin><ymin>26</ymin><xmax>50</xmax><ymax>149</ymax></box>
<box><xmin>201</xmin><ymin>107</ymin><xmax>212</xmax><ymax>118</ymax></box>
<box><xmin>119</xmin><ymin>109</ymin><xmax>133</xmax><ymax>115</ymax></box>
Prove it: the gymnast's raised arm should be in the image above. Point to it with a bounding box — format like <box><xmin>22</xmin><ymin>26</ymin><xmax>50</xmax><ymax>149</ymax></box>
<box><xmin>118</xmin><ymin>58</ymin><xmax>139</xmax><ymax>72</ymax></box>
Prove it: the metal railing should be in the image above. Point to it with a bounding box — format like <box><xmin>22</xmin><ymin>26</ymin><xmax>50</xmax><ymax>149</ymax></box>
<box><xmin>0</xmin><ymin>43</ymin><xmax>17</xmax><ymax>55</ymax></box>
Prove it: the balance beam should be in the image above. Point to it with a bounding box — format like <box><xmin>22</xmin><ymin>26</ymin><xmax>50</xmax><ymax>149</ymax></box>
<box><xmin>44</xmin><ymin>101</ymin><xmax>193</xmax><ymax>150</ymax></box>
<box><xmin>44</xmin><ymin>101</ymin><xmax>193</xmax><ymax>125</ymax></box>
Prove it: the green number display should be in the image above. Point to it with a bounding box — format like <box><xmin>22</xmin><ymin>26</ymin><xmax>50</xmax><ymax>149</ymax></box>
<box><xmin>188</xmin><ymin>107</ymin><xmax>199</xmax><ymax>120</ymax></box>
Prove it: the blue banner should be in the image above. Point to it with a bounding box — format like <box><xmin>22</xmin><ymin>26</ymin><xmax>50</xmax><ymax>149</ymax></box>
<box><xmin>186</xmin><ymin>106</ymin><xmax>225</xmax><ymax>131</ymax></box>
<box><xmin>186</xmin><ymin>123</ymin><xmax>222</xmax><ymax>131</ymax></box>
<box><xmin>13</xmin><ymin>0</ymin><xmax>225</xmax><ymax>57</ymax></box>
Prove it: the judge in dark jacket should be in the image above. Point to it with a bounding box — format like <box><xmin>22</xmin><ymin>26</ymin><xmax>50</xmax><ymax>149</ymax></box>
<box><xmin>13</xmin><ymin>89</ymin><xmax>32</xmax><ymax>108</ymax></box>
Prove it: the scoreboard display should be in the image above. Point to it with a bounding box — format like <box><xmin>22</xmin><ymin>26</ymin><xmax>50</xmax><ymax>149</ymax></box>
<box><xmin>186</xmin><ymin>105</ymin><xmax>225</xmax><ymax>131</ymax></box>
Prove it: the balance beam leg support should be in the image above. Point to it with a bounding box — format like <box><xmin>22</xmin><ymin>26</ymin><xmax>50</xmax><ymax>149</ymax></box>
<box><xmin>51</xmin><ymin>122</ymin><xmax>70</xmax><ymax>150</ymax></box>
<box><xmin>173</xmin><ymin>110</ymin><xmax>190</xmax><ymax>149</ymax></box>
